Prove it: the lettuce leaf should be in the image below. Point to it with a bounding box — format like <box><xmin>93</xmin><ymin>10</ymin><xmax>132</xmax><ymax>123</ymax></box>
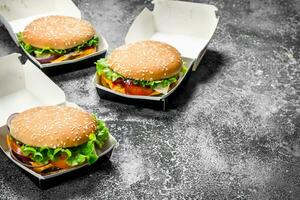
<box><xmin>96</xmin><ymin>58</ymin><xmax>123</xmax><ymax>82</ymax></box>
<box><xmin>96</xmin><ymin>58</ymin><xmax>187</xmax><ymax>89</ymax></box>
<box><xmin>20</xmin><ymin>117</ymin><xmax>109</xmax><ymax>166</ymax></box>
<box><xmin>17</xmin><ymin>32</ymin><xmax>99</xmax><ymax>57</ymax></box>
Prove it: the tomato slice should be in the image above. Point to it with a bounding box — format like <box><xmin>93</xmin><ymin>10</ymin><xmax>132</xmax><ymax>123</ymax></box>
<box><xmin>113</xmin><ymin>78</ymin><xmax>124</xmax><ymax>86</ymax></box>
<box><xmin>7</xmin><ymin>135</ymin><xmax>23</xmax><ymax>155</ymax></box>
<box><xmin>51</xmin><ymin>155</ymin><xmax>70</xmax><ymax>169</ymax></box>
<box><xmin>124</xmin><ymin>81</ymin><xmax>155</xmax><ymax>96</ymax></box>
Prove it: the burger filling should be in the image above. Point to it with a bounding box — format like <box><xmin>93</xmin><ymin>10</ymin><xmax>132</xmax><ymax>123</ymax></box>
<box><xmin>17</xmin><ymin>32</ymin><xmax>99</xmax><ymax>64</ymax></box>
<box><xmin>7</xmin><ymin>117</ymin><xmax>109</xmax><ymax>174</ymax></box>
<box><xmin>96</xmin><ymin>58</ymin><xmax>187</xmax><ymax>96</ymax></box>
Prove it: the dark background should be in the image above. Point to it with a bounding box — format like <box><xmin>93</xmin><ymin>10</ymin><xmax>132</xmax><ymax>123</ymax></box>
<box><xmin>0</xmin><ymin>0</ymin><xmax>299</xmax><ymax>199</ymax></box>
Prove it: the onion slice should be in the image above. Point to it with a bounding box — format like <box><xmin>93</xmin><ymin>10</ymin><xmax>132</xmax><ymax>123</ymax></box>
<box><xmin>35</xmin><ymin>55</ymin><xmax>58</xmax><ymax>63</ymax></box>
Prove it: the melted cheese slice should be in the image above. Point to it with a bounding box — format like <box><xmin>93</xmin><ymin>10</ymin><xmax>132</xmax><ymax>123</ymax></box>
<box><xmin>101</xmin><ymin>75</ymin><xmax>125</xmax><ymax>94</ymax></box>
<box><xmin>51</xmin><ymin>47</ymin><xmax>97</xmax><ymax>63</ymax></box>
<box><xmin>31</xmin><ymin>162</ymin><xmax>55</xmax><ymax>173</ymax></box>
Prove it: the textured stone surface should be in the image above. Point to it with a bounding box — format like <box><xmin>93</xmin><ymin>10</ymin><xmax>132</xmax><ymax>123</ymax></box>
<box><xmin>0</xmin><ymin>0</ymin><xmax>299</xmax><ymax>199</ymax></box>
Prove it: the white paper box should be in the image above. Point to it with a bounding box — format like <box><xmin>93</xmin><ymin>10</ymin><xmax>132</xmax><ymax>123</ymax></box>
<box><xmin>0</xmin><ymin>0</ymin><xmax>108</xmax><ymax>68</ymax></box>
<box><xmin>0</xmin><ymin>54</ymin><xmax>117</xmax><ymax>183</ymax></box>
<box><xmin>94</xmin><ymin>0</ymin><xmax>219</xmax><ymax>108</ymax></box>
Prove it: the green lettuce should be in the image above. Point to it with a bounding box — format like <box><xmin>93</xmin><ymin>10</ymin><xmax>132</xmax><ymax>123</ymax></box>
<box><xmin>96</xmin><ymin>58</ymin><xmax>187</xmax><ymax>89</ymax></box>
<box><xmin>20</xmin><ymin>117</ymin><xmax>109</xmax><ymax>166</ymax></box>
<box><xmin>96</xmin><ymin>58</ymin><xmax>123</xmax><ymax>82</ymax></box>
<box><xmin>17</xmin><ymin>32</ymin><xmax>99</xmax><ymax>57</ymax></box>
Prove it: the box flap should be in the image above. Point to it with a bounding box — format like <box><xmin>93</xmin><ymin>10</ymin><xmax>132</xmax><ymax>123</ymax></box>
<box><xmin>0</xmin><ymin>53</ymin><xmax>66</xmax><ymax>127</ymax></box>
<box><xmin>0</xmin><ymin>0</ymin><xmax>81</xmax><ymax>45</ymax></box>
<box><xmin>125</xmin><ymin>0</ymin><xmax>219</xmax><ymax>60</ymax></box>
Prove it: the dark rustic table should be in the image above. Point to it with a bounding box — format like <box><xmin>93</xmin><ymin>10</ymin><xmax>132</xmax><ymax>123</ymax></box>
<box><xmin>0</xmin><ymin>0</ymin><xmax>299</xmax><ymax>199</ymax></box>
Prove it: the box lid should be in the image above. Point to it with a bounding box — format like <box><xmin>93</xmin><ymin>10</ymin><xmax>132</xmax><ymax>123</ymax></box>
<box><xmin>125</xmin><ymin>0</ymin><xmax>219</xmax><ymax>63</ymax></box>
<box><xmin>0</xmin><ymin>0</ymin><xmax>81</xmax><ymax>46</ymax></box>
<box><xmin>0</xmin><ymin>53</ymin><xmax>66</xmax><ymax>127</ymax></box>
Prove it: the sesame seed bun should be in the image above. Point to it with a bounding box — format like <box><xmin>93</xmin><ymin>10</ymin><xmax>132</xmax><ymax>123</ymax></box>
<box><xmin>22</xmin><ymin>16</ymin><xmax>96</xmax><ymax>50</ymax></box>
<box><xmin>9</xmin><ymin>106</ymin><xmax>97</xmax><ymax>148</ymax></box>
<box><xmin>107</xmin><ymin>40</ymin><xmax>182</xmax><ymax>81</ymax></box>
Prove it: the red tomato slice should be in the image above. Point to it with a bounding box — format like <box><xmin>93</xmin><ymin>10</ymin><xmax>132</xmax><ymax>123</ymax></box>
<box><xmin>51</xmin><ymin>156</ymin><xmax>70</xmax><ymax>169</ymax></box>
<box><xmin>124</xmin><ymin>82</ymin><xmax>155</xmax><ymax>96</ymax></box>
<box><xmin>7</xmin><ymin>135</ymin><xmax>23</xmax><ymax>155</ymax></box>
<box><xmin>113</xmin><ymin>78</ymin><xmax>124</xmax><ymax>86</ymax></box>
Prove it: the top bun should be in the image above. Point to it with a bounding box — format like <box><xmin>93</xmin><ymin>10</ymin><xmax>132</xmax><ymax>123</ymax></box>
<box><xmin>9</xmin><ymin>106</ymin><xmax>97</xmax><ymax>148</ymax></box>
<box><xmin>22</xmin><ymin>15</ymin><xmax>96</xmax><ymax>50</ymax></box>
<box><xmin>107</xmin><ymin>40</ymin><xmax>182</xmax><ymax>81</ymax></box>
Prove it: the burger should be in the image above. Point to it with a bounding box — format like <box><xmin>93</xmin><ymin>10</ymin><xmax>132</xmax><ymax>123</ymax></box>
<box><xmin>6</xmin><ymin>106</ymin><xmax>110</xmax><ymax>174</ymax></box>
<box><xmin>17</xmin><ymin>15</ymin><xmax>99</xmax><ymax>64</ymax></box>
<box><xmin>96</xmin><ymin>40</ymin><xmax>187</xmax><ymax>96</ymax></box>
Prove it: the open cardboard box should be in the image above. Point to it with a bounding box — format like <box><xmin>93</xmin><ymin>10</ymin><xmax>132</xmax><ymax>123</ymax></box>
<box><xmin>0</xmin><ymin>0</ymin><xmax>108</xmax><ymax>71</ymax></box>
<box><xmin>93</xmin><ymin>0</ymin><xmax>219</xmax><ymax>110</ymax></box>
<box><xmin>0</xmin><ymin>54</ymin><xmax>118</xmax><ymax>189</ymax></box>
